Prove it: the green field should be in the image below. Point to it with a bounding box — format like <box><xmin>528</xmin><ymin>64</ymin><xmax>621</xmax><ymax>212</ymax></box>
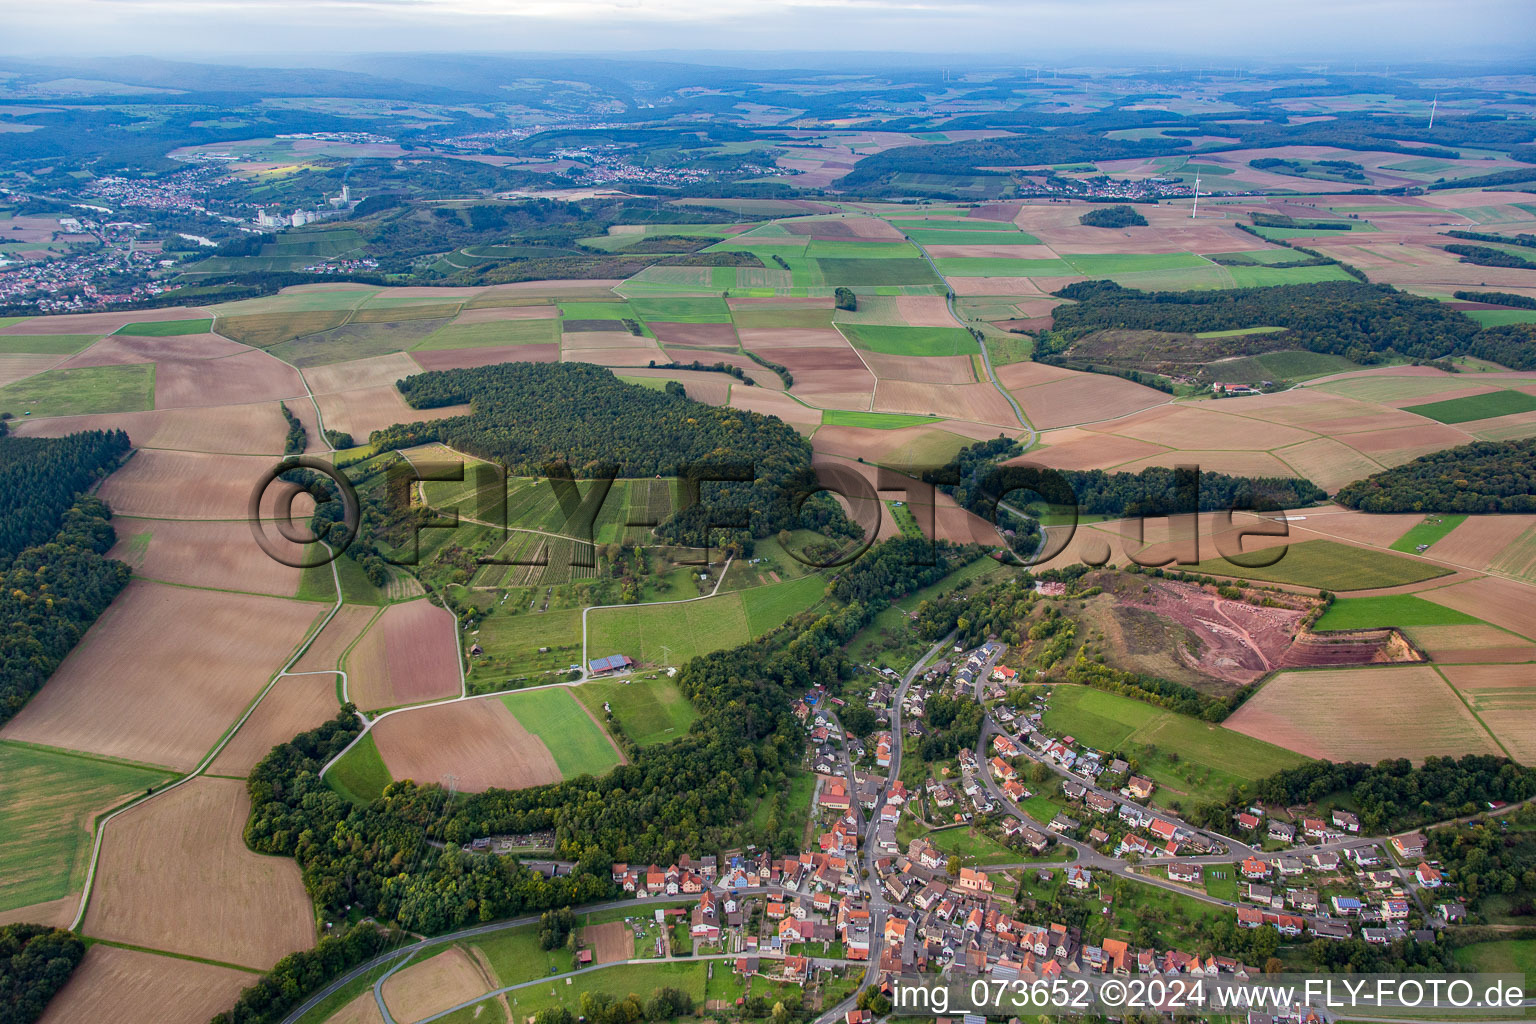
<box><xmin>1191</xmin><ymin>539</ymin><xmax>1451</xmax><ymax>591</ymax></box>
<box><xmin>114</xmin><ymin>318</ymin><xmax>214</xmax><ymax>336</ymax></box>
<box><xmin>587</xmin><ymin>577</ymin><xmax>822</xmax><ymax>669</ymax></box>
<box><xmin>327</xmin><ymin>733</ymin><xmax>392</xmax><ymax>804</ymax></box>
<box><xmin>1468</xmin><ymin>309</ymin><xmax>1536</xmax><ymax>327</ymax></box>
<box><xmin>837</xmin><ymin>323</ymin><xmax>979</xmax><ymax>356</ymax></box>
<box><xmin>0</xmin><ymin>334</ymin><xmax>98</xmax><ymax>354</ymax></box>
<box><xmin>501</xmin><ymin>687</ymin><xmax>623</xmax><ymax>778</ymax></box>
<box><xmin>1041</xmin><ymin>687</ymin><xmax>1306</xmax><ymax>809</ymax></box>
<box><xmin>473</xmin><ymin>923</ymin><xmax>577</xmax><ymax>987</ymax></box>
<box><xmin>1204</xmin><ymin>349</ymin><xmax>1359</xmax><ymax>384</ymax></box>
<box><xmin>0</xmin><ymin>363</ymin><xmax>154</xmax><ymax>417</ymax></box>
<box><xmin>416</xmin><ymin>319</ymin><xmax>559</xmax><ymax>350</ymax></box>
<box><xmin>491</xmin><ymin>960</ymin><xmax>706</xmax><ymax>1020</ymax></box>
<box><xmin>1403</xmin><ymin>389</ymin><xmax>1536</xmax><ymax>424</ymax></box>
<box><xmin>805</xmin><ymin>240</ymin><xmax>921</xmax><ymax>259</ymax></box>
<box><xmin>1453</xmin><ymin>939</ymin><xmax>1536</xmax><ymax>977</ymax></box>
<box><xmin>630</xmin><ymin>296</ymin><xmax>732</xmax><ymax>323</ymax></box>
<box><xmin>473</xmin><ymin>605</ymin><xmax>584</xmax><ymax>675</ymax></box>
<box><xmin>813</xmin><ymin>258</ymin><xmax>942</xmax><ymax>286</ymax></box>
<box><xmin>933</xmin><ymin>257</ymin><xmax>1074</xmax><ymax>278</ymax></box>
<box><xmin>1389</xmin><ymin>514</ymin><xmax>1468</xmax><ymax>553</ymax></box>
<box><xmin>905</xmin><ymin>229</ymin><xmax>1042</xmax><ymax>246</ymax></box>
<box><xmin>917</xmin><ymin>826</ymin><xmax>1019</xmax><ymax>866</ymax></box>
<box><xmin>0</xmin><ymin>742</ymin><xmax>173</xmax><ymax>912</ymax></box>
<box><xmin>732</xmin><ymin>306</ymin><xmax>834</xmax><ymax>329</ymax></box>
<box><xmin>1313</xmin><ymin>594</ymin><xmax>1482</xmax><ymax>631</ymax></box>
<box><xmin>1063</xmin><ymin>252</ymin><xmax>1209</xmax><ymax>275</ymax></box>
<box><xmin>572</xmin><ymin>677</ymin><xmax>698</xmax><ymax>747</ymax></box>
<box><xmin>821</xmin><ymin>410</ymin><xmax>942</xmax><ymax>429</ymax></box>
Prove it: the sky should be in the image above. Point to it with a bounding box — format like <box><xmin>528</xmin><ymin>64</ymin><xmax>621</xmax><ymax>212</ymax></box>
<box><xmin>4</xmin><ymin>0</ymin><xmax>1535</xmax><ymax>61</ymax></box>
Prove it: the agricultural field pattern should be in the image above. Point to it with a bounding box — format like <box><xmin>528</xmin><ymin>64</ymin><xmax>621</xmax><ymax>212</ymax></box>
<box><xmin>3</xmin><ymin>44</ymin><xmax>1536</xmax><ymax>1024</ymax></box>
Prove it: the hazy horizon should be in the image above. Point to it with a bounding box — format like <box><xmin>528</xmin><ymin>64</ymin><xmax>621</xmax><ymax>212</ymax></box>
<box><xmin>5</xmin><ymin>0</ymin><xmax>1535</xmax><ymax>63</ymax></box>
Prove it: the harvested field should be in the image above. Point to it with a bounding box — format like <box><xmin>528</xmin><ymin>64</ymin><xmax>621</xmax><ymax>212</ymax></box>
<box><xmin>303</xmin><ymin>352</ymin><xmax>422</xmax><ymax>395</ymax></box>
<box><xmin>346</xmin><ymin>598</ymin><xmax>461</xmax><ymax>710</ymax></box>
<box><xmin>0</xmin><ymin>582</ymin><xmax>321</xmax><ymax>770</ymax></box>
<box><xmin>314</xmin><ymin>385</ymin><xmax>470</xmax><ymax>441</ymax></box>
<box><xmin>110</xmin><ymin>517</ymin><xmax>303</xmax><ymax>596</ymax></box>
<box><xmin>35</xmin><ymin>945</ymin><xmax>257</xmax><ymax>1024</ymax></box>
<box><xmin>452</xmin><ymin>304</ymin><xmax>557</xmax><ymax>324</ymax></box>
<box><xmin>1112</xmin><ymin>448</ymin><xmax>1298</xmax><ymax>478</ymax></box>
<box><xmin>98</xmin><ymin>449</ymin><xmax>288</xmax><ymax>519</ymax></box>
<box><xmin>326</xmin><ymin>992</ymin><xmax>386</xmax><ymax>1024</ymax></box>
<box><xmin>657</xmin><ymin>348</ymin><xmax>782</xmax><ymax>388</ymax></box>
<box><xmin>874</xmin><ymin>380</ymin><xmax>1020</xmax><ymax>425</ymax></box>
<box><xmin>381</xmin><ymin>947</ymin><xmax>491</xmax><ymax>1024</ymax></box>
<box><xmin>618</xmin><ymin>370</ymin><xmax>731</xmax><ymax>406</ymax></box>
<box><xmin>0</xmin><ymin>353</ymin><xmax>66</xmax><ymax>386</ymax></box>
<box><xmin>153</xmin><ymin>349</ymin><xmax>306</xmax><ymax>409</ymax></box>
<box><xmin>84</xmin><ymin>776</ymin><xmax>314</xmax><ymax>968</ymax></box>
<box><xmin>1273</xmin><ymin>438</ymin><xmax>1384</xmax><ymax>491</ymax></box>
<box><xmin>1403</xmin><ymin>625</ymin><xmax>1536</xmax><ymax>665</ymax></box>
<box><xmin>564</xmin><ymin>342</ymin><xmax>669</xmax><ymax>367</ymax></box>
<box><xmin>1442</xmin><ymin>665</ymin><xmax>1536</xmax><ymax>763</ymax></box>
<box><xmin>1424</xmin><ymin>577</ymin><xmax>1536</xmax><ymax>638</ymax></box>
<box><xmin>729</xmin><ymin>388</ymin><xmax>821</xmax><ymax>434</ymax></box>
<box><xmin>1292</xmin><ymin>509</ymin><xmax>1424</xmax><ymax>550</ymax></box>
<box><xmin>646</xmin><ymin>322</ymin><xmax>739</xmax><ymax>347</ymax></box>
<box><xmin>585</xmin><ymin>920</ymin><xmax>634</xmax><ymax>964</ymax></box>
<box><xmin>215</xmin><ymin>309</ymin><xmax>353</xmax><ymax>348</ymax></box>
<box><xmin>7</xmin><ymin>400</ymin><xmax>310</xmax><ymax>455</ymax></box>
<box><xmin>995</xmin><ymin>361</ymin><xmax>1079</xmax><ymax>390</ymax></box>
<box><xmin>858</xmin><ymin>352</ymin><xmax>975</xmax><ymax>384</ymax></box>
<box><xmin>208</xmin><ymin>674</ymin><xmax>339</xmax><ymax>776</ymax></box>
<box><xmin>61</xmin><ymin>332</ymin><xmax>246</xmax><ymax>367</ymax></box>
<box><xmin>1225</xmin><ymin>666</ymin><xmax>1501</xmax><ymax>762</ymax></box>
<box><xmin>1012</xmin><ymin>372</ymin><xmax>1168</xmax><ymax>430</ymax></box>
<box><xmin>293</xmin><ymin>605</ymin><xmax>379</xmax><ymax>671</ymax></box>
<box><xmin>737</xmin><ymin>327</ymin><xmax>851</xmax><ymax>349</ymax></box>
<box><xmin>1101</xmin><ymin>405</ymin><xmax>1313</xmax><ymax>451</ymax></box>
<box><xmin>813</xmin><ymin>423</ymin><xmax>973</xmax><ymax>475</ymax></box>
<box><xmin>1341</xmin><ymin>423</ymin><xmax>1476</xmax><ymax>464</ymax></box>
<box><xmin>1423</xmin><ymin>515</ymin><xmax>1536</xmax><ymax>572</ymax></box>
<box><xmin>1016</xmin><ymin>429</ymin><xmax>1166</xmax><ymax>471</ymax></box>
<box><xmin>412</xmin><ymin>344</ymin><xmax>559</xmax><ymax>371</ymax></box>
<box><xmin>370</xmin><ymin>697</ymin><xmax>560</xmax><ymax>792</ymax></box>
<box><xmin>0</xmin><ymin>306</ymin><xmax>213</xmax><ymax>336</ymax></box>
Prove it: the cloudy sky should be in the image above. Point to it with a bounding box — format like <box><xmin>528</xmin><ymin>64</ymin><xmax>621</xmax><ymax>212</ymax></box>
<box><xmin>4</xmin><ymin>0</ymin><xmax>1534</xmax><ymax>61</ymax></box>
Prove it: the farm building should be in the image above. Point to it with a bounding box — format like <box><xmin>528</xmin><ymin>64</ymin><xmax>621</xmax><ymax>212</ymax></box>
<box><xmin>588</xmin><ymin>654</ymin><xmax>635</xmax><ymax>675</ymax></box>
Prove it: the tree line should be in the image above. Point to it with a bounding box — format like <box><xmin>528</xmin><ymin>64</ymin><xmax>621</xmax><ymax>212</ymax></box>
<box><xmin>0</xmin><ymin>497</ymin><xmax>132</xmax><ymax>729</ymax></box>
<box><xmin>0</xmin><ymin>430</ymin><xmax>131</xmax><ymax>564</ymax></box>
<box><xmin>1079</xmin><ymin>205</ymin><xmax>1148</xmax><ymax>228</ymax></box>
<box><xmin>1048</xmin><ymin>280</ymin><xmax>1481</xmax><ymax>365</ymax></box>
<box><xmin>1334</xmin><ymin>439</ymin><xmax>1536</xmax><ymax>513</ymax></box>
<box><xmin>0</xmin><ymin>924</ymin><xmax>84</xmax><ymax>1024</ymax></box>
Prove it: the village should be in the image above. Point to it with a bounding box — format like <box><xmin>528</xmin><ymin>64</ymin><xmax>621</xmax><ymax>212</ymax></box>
<box><xmin>475</xmin><ymin>634</ymin><xmax>1477</xmax><ymax>1024</ymax></box>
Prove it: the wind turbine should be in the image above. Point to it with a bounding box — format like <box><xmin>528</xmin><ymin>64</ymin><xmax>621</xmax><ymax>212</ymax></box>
<box><xmin>1428</xmin><ymin>94</ymin><xmax>1438</xmax><ymax>129</ymax></box>
<box><xmin>1191</xmin><ymin>173</ymin><xmax>1200</xmax><ymax>219</ymax></box>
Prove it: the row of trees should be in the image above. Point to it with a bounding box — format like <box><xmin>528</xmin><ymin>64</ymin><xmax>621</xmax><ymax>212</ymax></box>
<box><xmin>1335</xmin><ymin>439</ymin><xmax>1536</xmax><ymax>513</ymax></box>
<box><xmin>1443</xmin><ymin>244</ymin><xmax>1536</xmax><ymax>270</ymax></box>
<box><xmin>0</xmin><ymin>924</ymin><xmax>84</xmax><ymax>1024</ymax></box>
<box><xmin>278</xmin><ymin>402</ymin><xmax>307</xmax><ymax>457</ymax></box>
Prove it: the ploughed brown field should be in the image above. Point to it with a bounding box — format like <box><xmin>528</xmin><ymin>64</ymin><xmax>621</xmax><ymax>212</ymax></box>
<box><xmin>109</xmin><ymin>516</ymin><xmax>305</xmax><ymax>597</ymax></box>
<box><xmin>208</xmin><ymin>673</ymin><xmax>340</xmax><ymax>776</ymax></box>
<box><xmin>346</xmin><ymin>598</ymin><xmax>461</xmax><ymax>710</ymax></box>
<box><xmin>83</xmin><ymin>777</ymin><xmax>315</xmax><ymax>969</ymax></box>
<box><xmin>369</xmin><ymin>697</ymin><xmax>563</xmax><ymax>792</ymax></box>
<box><xmin>381</xmin><ymin>946</ymin><xmax>494</xmax><ymax>1023</ymax></box>
<box><xmin>585</xmin><ymin>919</ymin><xmax>635</xmax><ymax>964</ymax></box>
<box><xmin>0</xmin><ymin>582</ymin><xmax>322</xmax><ymax>770</ymax></box>
<box><xmin>36</xmin><ymin>945</ymin><xmax>256</xmax><ymax>1024</ymax></box>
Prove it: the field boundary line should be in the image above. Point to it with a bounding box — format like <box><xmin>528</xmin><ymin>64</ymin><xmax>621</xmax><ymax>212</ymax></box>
<box><xmin>68</xmin><ymin>544</ymin><xmax>346</xmax><ymax>932</ymax></box>
<box><xmin>1431</xmin><ymin>664</ymin><xmax>1513</xmax><ymax>759</ymax></box>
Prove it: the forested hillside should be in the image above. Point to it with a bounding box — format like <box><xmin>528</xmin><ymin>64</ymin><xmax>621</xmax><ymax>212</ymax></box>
<box><xmin>377</xmin><ymin>361</ymin><xmax>854</xmax><ymax>546</ymax></box>
<box><xmin>0</xmin><ymin>923</ymin><xmax>85</xmax><ymax>1024</ymax></box>
<box><xmin>0</xmin><ymin>497</ymin><xmax>132</xmax><ymax>728</ymax></box>
<box><xmin>1049</xmin><ymin>280</ymin><xmax>1480</xmax><ymax>364</ymax></box>
<box><xmin>1334</xmin><ymin>439</ymin><xmax>1536</xmax><ymax>513</ymax></box>
<box><xmin>0</xmin><ymin>430</ymin><xmax>131</xmax><ymax>564</ymax></box>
